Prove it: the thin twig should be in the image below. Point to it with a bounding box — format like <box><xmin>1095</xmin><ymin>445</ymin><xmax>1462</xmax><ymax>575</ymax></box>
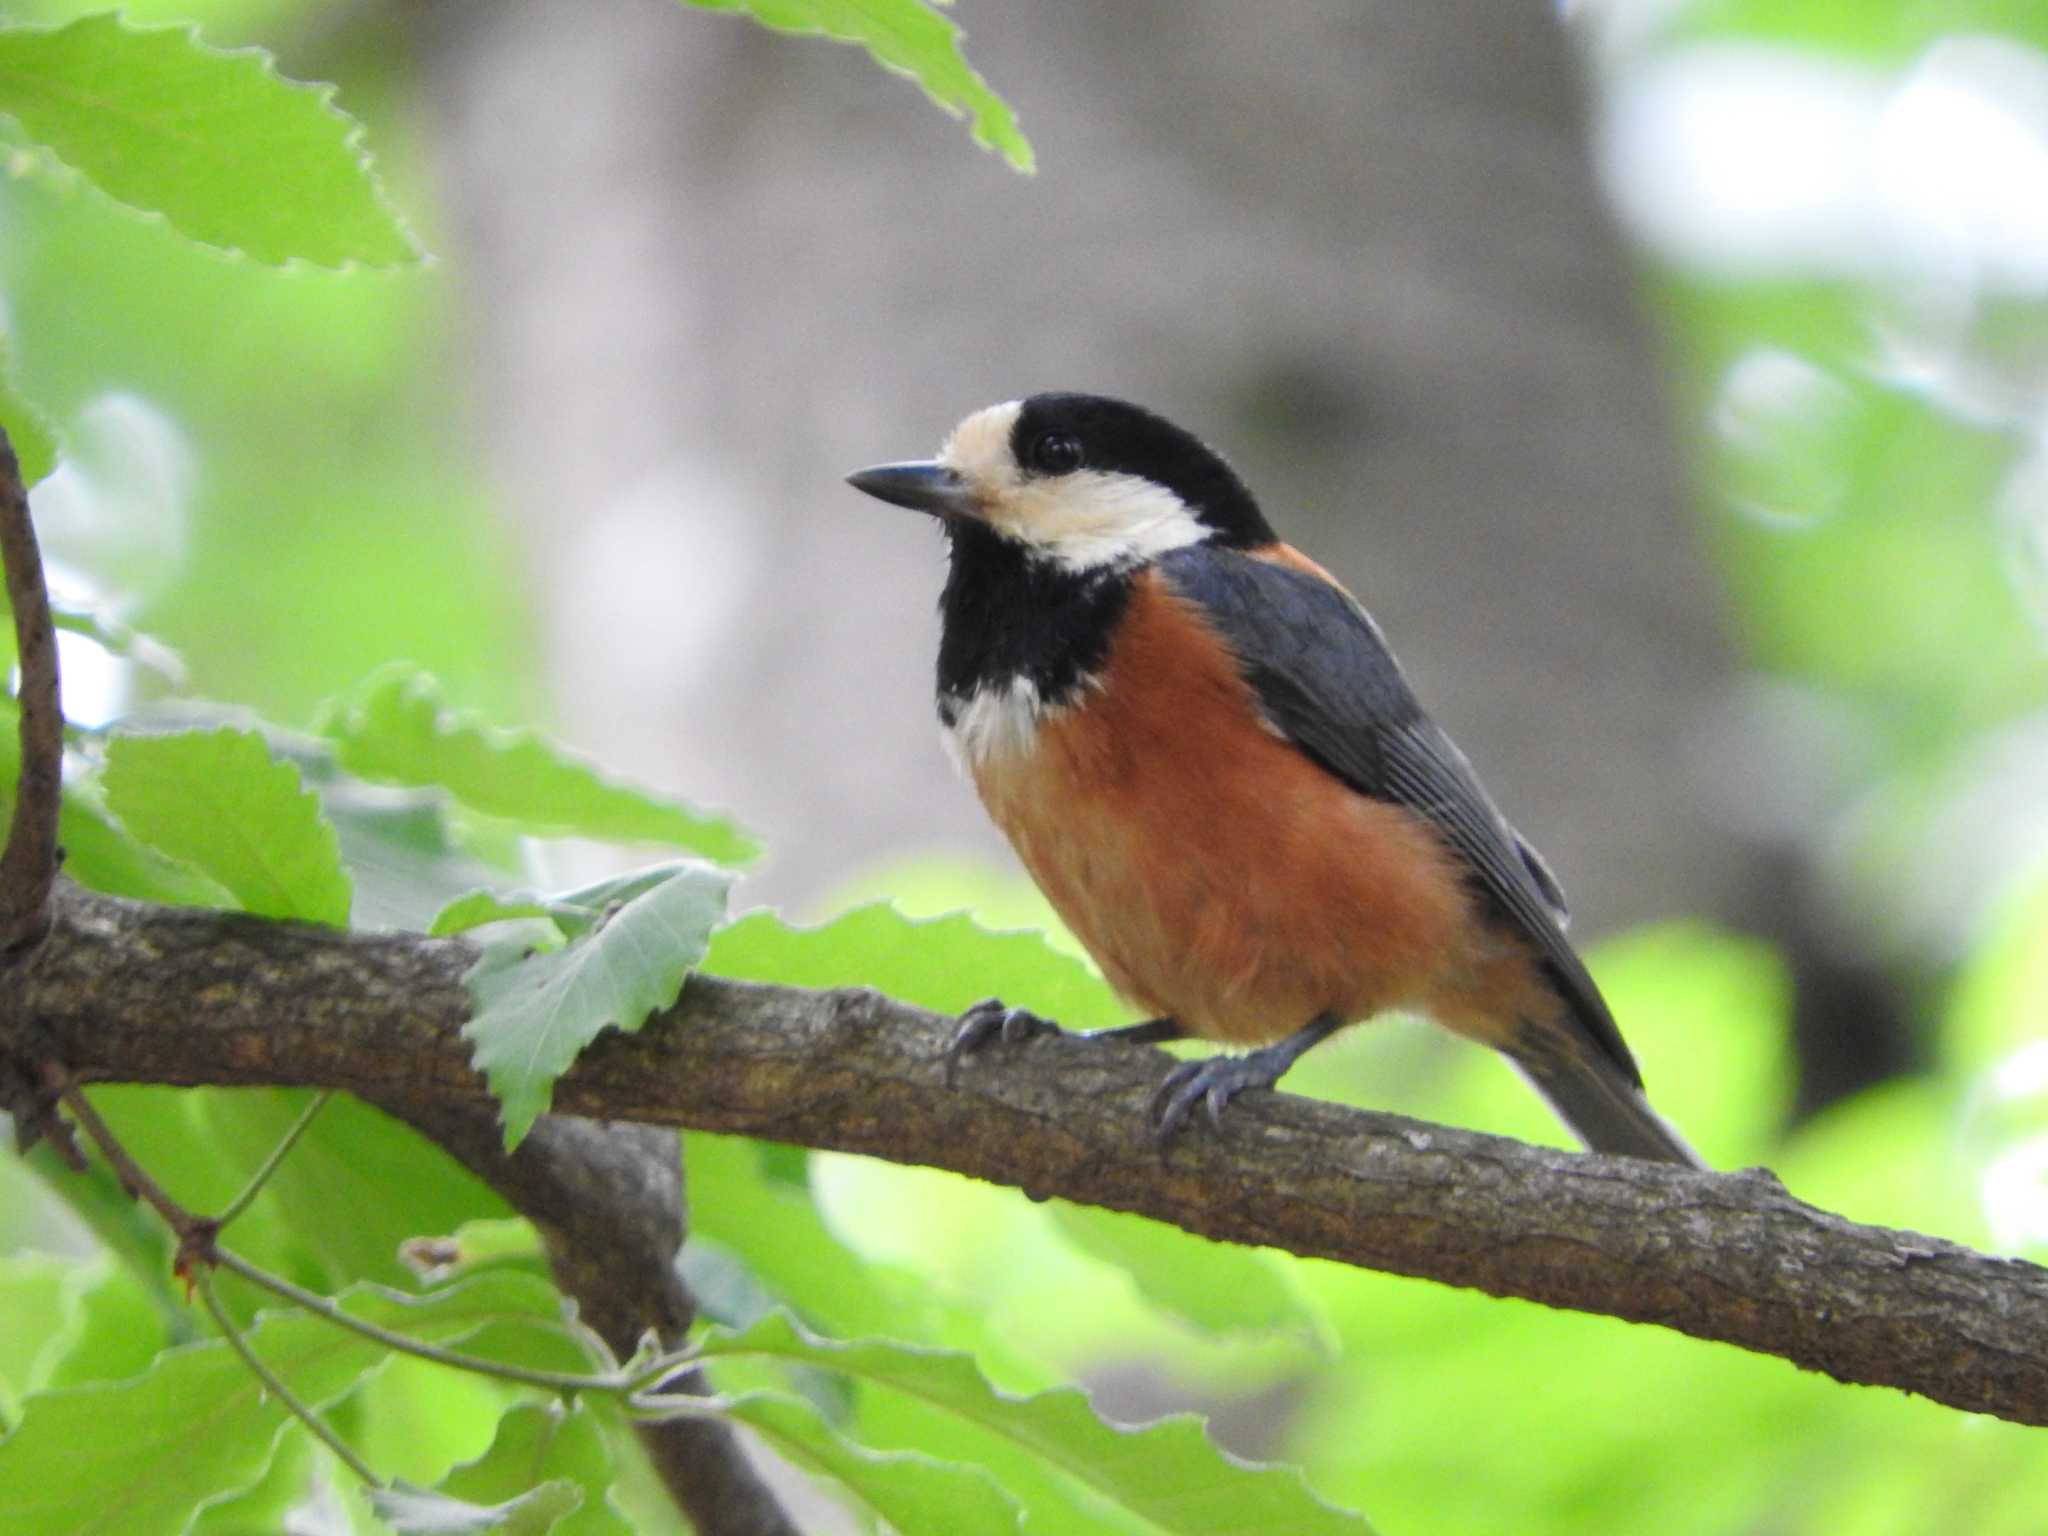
<box><xmin>0</xmin><ymin>421</ymin><xmax>63</xmax><ymax>954</ymax></box>
<box><xmin>50</xmin><ymin>1067</ymin><xmax>208</xmax><ymax>1241</ymax></box>
<box><xmin>196</xmin><ymin>1268</ymin><xmax>384</xmax><ymax>1489</ymax></box>
<box><xmin>217</xmin><ymin>1090</ymin><xmax>334</xmax><ymax>1230</ymax></box>
<box><xmin>211</xmin><ymin>1245</ymin><xmax>631</xmax><ymax>1397</ymax></box>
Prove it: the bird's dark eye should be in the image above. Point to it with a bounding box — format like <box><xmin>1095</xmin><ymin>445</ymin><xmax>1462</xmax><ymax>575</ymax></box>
<box><xmin>1028</xmin><ymin>431</ymin><xmax>1084</xmax><ymax>475</ymax></box>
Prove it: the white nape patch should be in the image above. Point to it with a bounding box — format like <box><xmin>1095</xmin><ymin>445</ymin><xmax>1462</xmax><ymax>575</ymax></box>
<box><xmin>938</xmin><ymin>401</ymin><xmax>1210</xmax><ymax>573</ymax></box>
<box><xmin>940</xmin><ymin>675</ymin><xmax>1051</xmax><ymax>771</ymax></box>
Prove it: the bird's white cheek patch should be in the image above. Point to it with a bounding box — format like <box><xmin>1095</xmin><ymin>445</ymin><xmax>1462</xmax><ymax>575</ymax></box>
<box><xmin>995</xmin><ymin>471</ymin><xmax>1209</xmax><ymax>573</ymax></box>
<box><xmin>941</xmin><ymin>676</ymin><xmax>1056</xmax><ymax>771</ymax></box>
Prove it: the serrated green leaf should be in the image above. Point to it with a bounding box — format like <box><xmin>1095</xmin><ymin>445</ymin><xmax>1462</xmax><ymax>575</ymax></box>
<box><xmin>704</xmin><ymin>903</ymin><xmax>1126</xmax><ymax>1027</ymax></box>
<box><xmin>0</xmin><ymin>13</ymin><xmax>418</xmax><ymax>266</ymax></box>
<box><xmin>0</xmin><ymin>1273</ymin><xmax>570</xmax><ymax>1536</ymax></box>
<box><xmin>0</xmin><ymin>350</ymin><xmax>58</xmax><ymax>486</ymax></box>
<box><xmin>1048</xmin><ymin>1202</ymin><xmax>1327</xmax><ymax>1343</ymax></box>
<box><xmin>464</xmin><ymin>862</ymin><xmax>734</xmax><ymax>1148</ymax></box>
<box><xmin>430</xmin><ymin>867</ymin><xmax>691</xmax><ymax>941</ymax></box>
<box><xmin>371</xmin><ymin>1480</ymin><xmax>583</xmax><ymax>1535</ymax></box>
<box><xmin>696</xmin><ymin>1313</ymin><xmax>1376</xmax><ymax>1534</ymax></box>
<box><xmin>0</xmin><ymin>698</ymin><xmax>229</xmax><ymax>908</ymax></box>
<box><xmin>684</xmin><ymin>0</ymin><xmax>1031</xmax><ymax>171</ymax></box>
<box><xmin>432</xmin><ymin>1403</ymin><xmax>630</xmax><ymax>1536</ymax></box>
<box><xmin>188</xmin><ymin>1430</ymin><xmax>313</xmax><ymax>1536</ymax></box>
<box><xmin>0</xmin><ymin>1254</ymin><xmax>171</xmax><ymax>1432</ymax></box>
<box><xmin>100</xmin><ymin>726</ymin><xmax>351</xmax><ymax>924</ymax></box>
<box><xmin>720</xmin><ymin>1391</ymin><xmax>1021</xmax><ymax>1536</ymax></box>
<box><xmin>319</xmin><ymin>664</ymin><xmax>756</xmax><ymax>865</ymax></box>
<box><xmin>38</xmin><ymin>1255</ymin><xmax>168</xmax><ymax>1393</ymax></box>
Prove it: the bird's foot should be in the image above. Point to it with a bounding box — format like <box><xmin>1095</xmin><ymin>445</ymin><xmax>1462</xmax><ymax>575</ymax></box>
<box><xmin>1152</xmin><ymin>1051</ymin><xmax>1290</xmax><ymax>1142</ymax></box>
<box><xmin>945</xmin><ymin>997</ymin><xmax>1060</xmax><ymax>1082</ymax></box>
<box><xmin>1151</xmin><ymin>1014</ymin><xmax>1341</xmax><ymax>1143</ymax></box>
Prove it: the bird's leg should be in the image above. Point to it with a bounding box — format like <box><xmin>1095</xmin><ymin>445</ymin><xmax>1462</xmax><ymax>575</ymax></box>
<box><xmin>1153</xmin><ymin>1013</ymin><xmax>1343</xmax><ymax>1142</ymax></box>
<box><xmin>947</xmin><ymin>1000</ymin><xmax>1184</xmax><ymax>1078</ymax></box>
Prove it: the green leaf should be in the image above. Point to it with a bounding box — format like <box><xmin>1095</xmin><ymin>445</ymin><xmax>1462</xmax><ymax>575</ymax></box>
<box><xmin>430</xmin><ymin>867</ymin><xmax>694</xmax><ymax>940</ymax></box>
<box><xmin>1048</xmin><ymin>1202</ymin><xmax>1327</xmax><ymax>1343</ymax></box>
<box><xmin>101</xmin><ymin>726</ymin><xmax>352</xmax><ymax>924</ymax></box>
<box><xmin>0</xmin><ymin>698</ymin><xmax>228</xmax><ymax>908</ymax></box>
<box><xmin>464</xmin><ymin>862</ymin><xmax>734</xmax><ymax>1148</ymax></box>
<box><xmin>683</xmin><ymin>1133</ymin><xmax>928</xmax><ymax>1339</ymax></box>
<box><xmin>370</xmin><ymin>1481</ymin><xmax>583</xmax><ymax>1535</ymax></box>
<box><xmin>0</xmin><ymin>347</ymin><xmax>57</xmax><ymax>487</ymax></box>
<box><xmin>431</xmin><ymin>1402</ymin><xmax>631</xmax><ymax>1536</ymax></box>
<box><xmin>0</xmin><ymin>1273</ymin><xmax>571</xmax><ymax>1536</ymax></box>
<box><xmin>719</xmin><ymin>1392</ymin><xmax>1021</xmax><ymax>1536</ymax></box>
<box><xmin>0</xmin><ymin>1254</ymin><xmax>74</xmax><ymax>1427</ymax></box>
<box><xmin>0</xmin><ymin>13</ymin><xmax>418</xmax><ymax>266</ymax></box>
<box><xmin>705</xmin><ymin>903</ymin><xmax>1126</xmax><ymax>1027</ymax></box>
<box><xmin>315</xmin><ymin>778</ymin><xmax>513</xmax><ymax>934</ymax></box>
<box><xmin>197</xmin><ymin>1091</ymin><xmax>512</xmax><ymax>1292</ymax></box>
<box><xmin>50</xmin><ymin>600</ymin><xmax>186</xmax><ymax>686</ymax></box>
<box><xmin>38</xmin><ymin>1255</ymin><xmax>170</xmax><ymax>1394</ymax></box>
<box><xmin>696</xmin><ymin>1313</ymin><xmax>1376</xmax><ymax>1534</ymax></box>
<box><xmin>684</xmin><ymin>0</ymin><xmax>1032</xmax><ymax>172</ymax></box>
<box><xmin>431</xmin><ymin>890</ymin><xmax>562</xmax><ymax>938</ymax></box>
<box><xmin>319</xmin><ymin>664</ymin><xmax>756</xmax><ymax>865</ymax></box>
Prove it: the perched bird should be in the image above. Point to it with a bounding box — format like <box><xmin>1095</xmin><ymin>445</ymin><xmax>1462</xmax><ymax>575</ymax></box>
<box><xmin>848</xmin><ymin>393</ymin><xmax>1700</xmax><ymax>1165</ymax></box>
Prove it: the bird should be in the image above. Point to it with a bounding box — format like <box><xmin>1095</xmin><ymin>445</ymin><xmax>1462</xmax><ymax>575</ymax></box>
<box><xmin>847</xmin><ymin>392</ymin><xmax>1701</xmax><ymax>1165</ymax></box>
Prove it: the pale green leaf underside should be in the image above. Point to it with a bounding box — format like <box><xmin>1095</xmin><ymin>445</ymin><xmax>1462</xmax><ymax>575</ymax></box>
<box><xmin>101</xmin><ymin>726</ymin><xmax>352</xmax><ymax>925</ymax></box>
<box><xmin>685</xmin><ymin>0</ymin><xmax>1032</xmax><ymax>171</ymax></box>
<box><xmin>722</xmin><ymin>1392</ymin><xmax>1023</xmax><ymax>1535</ymax></box>
<box><xmin>370</xmin><ymin>1480</ymin><xmax>584</xmax><ymax>1535</ymax></box>
<box><xmin>0</xmin><ymin>13</ymin><xmax>418</xmax><ymax>266</ymax></box>
<box><xmin>321</xmin><ymin>663</ymin><xmax>757</xmax><ymax>866</ymax></box>
<box><xmin>431</xmin><ymin>1402</ymin><xmax>632</xmax><ymax>1536</ymax></box>
<box><xmin>464</xmin><ymin>862</ymin><xmax>734</xmax><ymax>1148</ymax></box>
<box><xmin>430</xmin><ymin>865</ymin><xmax>693</xmax><ymax>940</ymax></box>
<box><xmin>0</xmin><ymin>1274</ymin><xmax>570</xmax><ymax>1536</ymax></box>
<box><xmin>697</xmin><ymin>1313</ymin><xmax>1377</xmax><ymax>1534</ymax></box>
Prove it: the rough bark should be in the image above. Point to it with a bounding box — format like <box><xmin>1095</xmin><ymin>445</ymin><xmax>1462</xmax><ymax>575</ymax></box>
<box><xmin>9</xmin><ymin>879</ymin><xmax>2047</xmax><ymax>1430</ymax></box>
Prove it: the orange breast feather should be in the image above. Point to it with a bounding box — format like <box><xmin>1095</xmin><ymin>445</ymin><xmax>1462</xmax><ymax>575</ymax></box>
<box><xmin>969</xmin><ymin>571</ymin><xmax>1480</xmax><ymax>1047</ymax></box>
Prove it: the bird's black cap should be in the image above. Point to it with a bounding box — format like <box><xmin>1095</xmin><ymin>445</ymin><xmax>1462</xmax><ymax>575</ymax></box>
<box><xmin>1009</xmin><ymin>393</ymin><xmax>1275</xmax><ymax>548</ymax></box>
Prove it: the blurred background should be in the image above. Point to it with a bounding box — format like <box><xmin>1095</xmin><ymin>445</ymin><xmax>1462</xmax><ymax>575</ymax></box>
<box><xmin>4</xmin><ymin>0</ymin><xmax>2048</xmax><ymax>1530</ymax></box>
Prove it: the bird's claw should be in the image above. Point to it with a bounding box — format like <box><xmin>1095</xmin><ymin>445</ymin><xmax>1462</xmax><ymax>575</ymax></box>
<box><xmin>944</xmin><ymin>997</ymin><xmax>1058</xmax><ymax>1083</ymax></box>
<box><xmin>1151</xmin><ymin>1054</ymin><xmax>1282</xmax><ymax>1144</ymax></box>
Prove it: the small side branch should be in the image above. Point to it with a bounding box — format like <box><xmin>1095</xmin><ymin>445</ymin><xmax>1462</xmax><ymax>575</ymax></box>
<box><xmin>0</xmin><ymin>422</ymin><xmax>61</xmax><ymax>955</ymax></box>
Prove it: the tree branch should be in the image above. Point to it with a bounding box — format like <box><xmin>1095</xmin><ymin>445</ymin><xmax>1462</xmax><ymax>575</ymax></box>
<box><xmin>0</xmin><ymin>422</ymin><xmax>62</xmax><ymax>955</ymax></box>
<box><xmin>11</xmin><ymin>879</ymin><xmax>2048</xmax><ymax>1429</ymax></box>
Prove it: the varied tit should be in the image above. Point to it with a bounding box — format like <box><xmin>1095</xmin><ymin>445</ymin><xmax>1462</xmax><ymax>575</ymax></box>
<box><xmin>848</xmin><ymin>393</ymin><xmax>1700</xmax><ymax>1166</ymax></box>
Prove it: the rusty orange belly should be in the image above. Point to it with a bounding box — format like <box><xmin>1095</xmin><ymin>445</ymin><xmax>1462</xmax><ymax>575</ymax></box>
<box><xmin>964</xmin><ymin>572</ymin><xmax>1480</xmax><ymax>1047</ymax></box>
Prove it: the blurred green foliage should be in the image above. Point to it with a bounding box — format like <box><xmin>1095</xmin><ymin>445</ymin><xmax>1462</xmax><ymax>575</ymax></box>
<box><xmin>0</xmin><ymin>0</ymin><xmax>2044</xmax><ymax>1533</ymax></box>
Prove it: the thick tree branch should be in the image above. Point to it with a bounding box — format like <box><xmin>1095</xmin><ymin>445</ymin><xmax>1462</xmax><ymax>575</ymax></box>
<box><xmin>10</xmin><ymin>880</ymin><xmax>2048</xmax><ymax>1429</ymax></box>
<box><xmin>0</xmin><ymin>423</ymin><xmax>62</xmax><ymax>954</ymax></box>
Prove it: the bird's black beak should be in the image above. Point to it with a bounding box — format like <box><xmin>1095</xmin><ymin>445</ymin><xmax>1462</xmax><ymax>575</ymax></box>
<box><xmin>845</xmin><ymin>460</ymin><xmax>974</xmax><ymax>519</ymax></box>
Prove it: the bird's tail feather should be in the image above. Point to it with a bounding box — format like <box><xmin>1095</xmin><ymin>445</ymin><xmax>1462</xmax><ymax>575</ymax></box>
<box><xmin>1508</xmin><ymin>1035</ymin><xmax>1704</xmax><ymax>1168</ymax></box>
